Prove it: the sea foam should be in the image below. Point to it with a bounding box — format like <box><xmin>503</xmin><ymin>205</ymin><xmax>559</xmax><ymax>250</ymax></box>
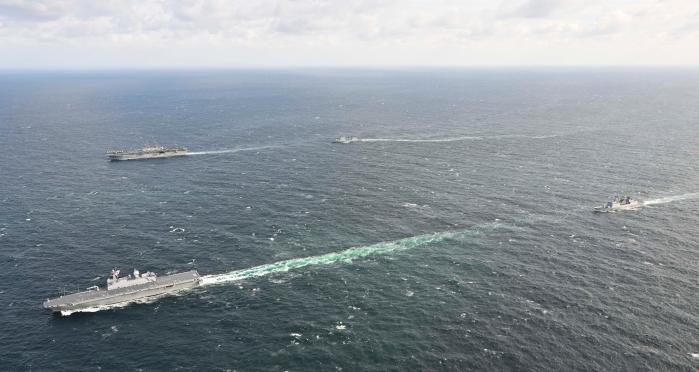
<box><xmin>187</xmin><ymin>145</ymin><xmax>280</xmax><ymax>156</ymax></box>
<box><xmin>643</xmin><ymin>192</ymin><xmax>699</xmax><ymax>206</ymax></box>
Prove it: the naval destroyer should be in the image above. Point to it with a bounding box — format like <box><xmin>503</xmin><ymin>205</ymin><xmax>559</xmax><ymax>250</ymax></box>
<box><xmin>593</xmin><ymin>195</ymin><xmax>641</xmax><ymax>213</ymax></box>
<box><xmin>43</xmin><ymin>269</ymin><xmax>201</xmax><ymax>315</ymax></box>
<box><xmin>333</xmin><ymin>136</ymin><xmax>360</xmax><ymax>144</ymax></box>
<box><xmin>106</xmin><ymin>146</ymin><xmax>188</xmax><ymax>161</ymax></box>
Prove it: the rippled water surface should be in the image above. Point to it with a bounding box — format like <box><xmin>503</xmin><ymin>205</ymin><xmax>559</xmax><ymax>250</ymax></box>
<box><xmin>0</xmin><ymin>69</ymin><xmax>697</xmax><ymax>371</ymax></box>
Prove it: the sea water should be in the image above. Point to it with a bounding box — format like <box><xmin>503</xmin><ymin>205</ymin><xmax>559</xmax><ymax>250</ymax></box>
<box><xmin>0</xmin><ymin>69</ymin><xmax>697</xmax><ymax>370</ymax></box>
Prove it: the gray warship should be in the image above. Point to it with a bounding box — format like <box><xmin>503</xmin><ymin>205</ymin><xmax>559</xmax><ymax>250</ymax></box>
<box><xmin>43</xmin><ymin>269</ymin><xmax>201</xmax><ymax>315</ymax></box>
<box><xmin>333</xmin><ymin>136</ymin><xmax>360</xmax><ymax>144</ymax></box>
<box><xmin>593</xmin><ymin>195</ymin><xmax>641</xmax><ymax>213</ymax></box>
<box><xmin>106</xmin><ymin>146</ymin><xmax>188</xmax><ymax>161</ymax></box>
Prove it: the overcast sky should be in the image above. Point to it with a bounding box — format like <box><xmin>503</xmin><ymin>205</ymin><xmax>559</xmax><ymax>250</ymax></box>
<box><xmin>1</xmin><ymin>0</ymin><xmax>698</xmax><ymax>69</ymax></box>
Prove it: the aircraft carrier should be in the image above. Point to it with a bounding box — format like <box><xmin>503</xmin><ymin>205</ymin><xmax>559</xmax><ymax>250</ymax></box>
<box><xmin>106</xmin><ymin>146</ymin><xmax>188</xmax><ymax>161</ymax></box>
<box><xmin>43</xmin><ymin>269</ymin><xmax>201</xmax><ymax>315</ymax></box>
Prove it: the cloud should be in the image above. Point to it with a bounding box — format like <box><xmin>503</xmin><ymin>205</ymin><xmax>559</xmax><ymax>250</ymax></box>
<box><xmin>672</xmin><ymin>11</ymin><xmax>699</xmax><ymax>37</ymax></box>
<box><xmin>522</xmin><ymin>9</ymin><xmax>635</xmax><ymax>39</ymax></box>
<box><xmin>0</xmin><ymin>0</ymin><xmax>71</xmax><ymax>21</ymax></box>
<box><xmin>0</xmin><ymin>0</ymin><xmax>698</xmax><ymax>67</ymax></box>
<box><xmin>499</xmin><ymin>0</ymin><xmax>566</xmax><ymax>19</ymax></box>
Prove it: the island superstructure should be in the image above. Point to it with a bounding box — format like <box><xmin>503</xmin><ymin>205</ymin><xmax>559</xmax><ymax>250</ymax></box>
<box><xmin>106</xmin><ymin>146</ymin><xmax>188</xmax><ymax>161</ymax></box>
<box><xmin>43</xmin><ymin>269</ymin><xmax>201</xmax><ymax>315</ymax></box>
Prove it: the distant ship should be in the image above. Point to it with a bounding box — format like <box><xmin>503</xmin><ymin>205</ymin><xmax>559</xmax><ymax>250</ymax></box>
<box><xmin>333</xmin><ymin>136</ymin><xmax>360</xmax><ymax>144</ymax></box>
<box><xmin>106</xmin><ymin>146</ymin><xmax>188</xmax><ymax>161</ymax></box>
<box><xmin>593</xmin><ymin>196</ymin><xmax>641</xmax><ymax>213</ymax></box>
<box><xmin>43</xmin><ymin>269</ymin><xmax>201</xmax><ymax>315</ymax></box>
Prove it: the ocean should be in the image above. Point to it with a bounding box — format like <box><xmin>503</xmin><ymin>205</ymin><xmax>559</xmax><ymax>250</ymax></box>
<box><xmin>0</xmin><ymin>69</ymin><xmax>697</xmax><ymax>371</ymax></box>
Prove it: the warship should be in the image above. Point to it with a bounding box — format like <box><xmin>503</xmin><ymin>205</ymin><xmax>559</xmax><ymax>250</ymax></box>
<box><xmin>106</xmin><ymin>146</ymin><xmax>188</xmax><ymax>161</ymax></box>
<box><xmin>333</xmin><ymin>136</ymin><xmax>360</xmax><ymax>144</ymax></box>
<box><xmin>43</xmin><ymin>269</ymin><xmax>201</xmax><ymax>315</ymax></box>
<box><xmin>593</xmin><ymin>196</ymin><xmax>641</xmax><ymax>213</ymax></box>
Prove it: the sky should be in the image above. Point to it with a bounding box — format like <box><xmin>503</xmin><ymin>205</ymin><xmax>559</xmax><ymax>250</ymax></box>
<box><xmin>1</xmin><ymin>0</ymin><xmax>698</xmax><ymax>69</ymax></box>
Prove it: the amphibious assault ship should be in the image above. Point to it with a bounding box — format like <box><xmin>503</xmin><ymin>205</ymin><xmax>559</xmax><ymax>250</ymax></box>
<box><xmin>106</xmin><ymin>146</ymin><xmax>188</xmax><ymax>161</ymax></box>
<box><xmin>43</xmin><ymin>269</ymin><xmax>201</xmax><ymax>315</ymax></box>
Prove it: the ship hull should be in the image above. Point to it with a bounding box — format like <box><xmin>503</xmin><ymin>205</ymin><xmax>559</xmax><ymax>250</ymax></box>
<box><xmin>593</xmin><ymin>201</ymin><xmax>641</xmax><ymax>213</ymax></box>
<box><xmin>43</xmin><ymin>271</ymin><xmax>200</xmax><ymax>314</ymax></box>
<box><xmin>108</xmin><ymin>151</ymin><xmax>188</xmax><ymax>161</ymax></box>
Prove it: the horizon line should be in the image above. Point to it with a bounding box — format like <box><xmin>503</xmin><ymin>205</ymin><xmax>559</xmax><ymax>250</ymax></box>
<box><xmin>2</xmin><ymin>64</ymin><xmax>699</xmax><ymax>73</ymax></box>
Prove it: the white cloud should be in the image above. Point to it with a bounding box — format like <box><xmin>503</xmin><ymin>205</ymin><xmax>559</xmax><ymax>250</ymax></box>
<box><xmin>0</xmin><ymin>0</ymin><xmax>71</xmax><ymax>21</ymax></box>
<box><xmin>499</xmin><ymin>0</ymin><xmax>568</xmax><ymax>19</ymax></box>
<box><xmin>0</xmin><ymin>0</ymin><xmax>697</xmax><ymax>67</ymax></box>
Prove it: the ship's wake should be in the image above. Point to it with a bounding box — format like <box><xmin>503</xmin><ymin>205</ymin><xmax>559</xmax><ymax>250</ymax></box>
<box><xmin>360</xmin><ymin>136</ymin><xmax>483</xmax><ymax>143</ymax></box>
<box><xmin>358</xmin><ymin>134</ymin><xmax>565</xmax><ymax>143</ymax></box>
<box><xmin>201</xmin><ymin>223</ymin><xmax>501</xmax><ymax>286</ymax></box>
<box><xmin>354</xmin><ymin>128</ymin><xmax>613</xmax><ymax>144</ymax></box>
<box><xmin>187</xmin><ymin>145</ymin><xmax>279</xmax><ymax>156</ymax></box>
<box><xmin>643</xmin><ymin>192</ymin><xmax>699</xmax><ymax>206</ymax></box>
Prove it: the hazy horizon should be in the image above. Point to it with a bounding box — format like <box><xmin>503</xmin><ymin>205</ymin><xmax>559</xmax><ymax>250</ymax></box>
<box><xmin>3</xmin><ymin>65</ymin><xmax>699</xmax><ymax>73</ymax></box>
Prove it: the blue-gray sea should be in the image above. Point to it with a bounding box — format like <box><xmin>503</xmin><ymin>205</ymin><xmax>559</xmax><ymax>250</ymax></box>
<box><xmin>0</xmin><ymin>69</ymin><xmax>697</xmax><ymax>371</ymax></box>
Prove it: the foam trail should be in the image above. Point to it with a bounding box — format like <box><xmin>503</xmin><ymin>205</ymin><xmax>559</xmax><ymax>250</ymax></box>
<box><xmin>643</xmin><ymin>192</ymin><xmax>699</xmax><ymax>206</ymax></box>
<box><xmin>201</xmin><ymin>223</ymin><xmax>500</xmax><ymax>286</ymax></box>
<box><xmin>359</xmin><ymin>134</ymin><xmax>563</xmax><ymax>143</ymax></box>
<box><xmin>360</xmin><ymin>136</ymin><xmax>483</xmax><ymax>143</ymax></box>
<box><xmin>491</xmin><ymin>134</ymin><xmax>559</xmax><ymax>139</ymax></box>
<box><xmin>187</xmin><ymin>145</ymin><xmax>279</xmax><ymax>156</ymax></box>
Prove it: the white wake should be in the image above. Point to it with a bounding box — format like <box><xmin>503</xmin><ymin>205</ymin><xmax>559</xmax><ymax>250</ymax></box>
<box><xmin>358</xmin><ymin>134</ymin><xmax>562</xmax><ymax>143</ymax></box>
<box><xmin>187</xmin><ymin>145</ymin><xmax>279</xmax><ymax>156</ymax></box>
<box><xmin>643</xmin><ymin>192</ymin><xmax>699</xmax><ymax>206</ymax></box>
<box><xmin>201</xmin><ymin>223</ymin><xmax>501</xmax><ymax>286</ymax></box>
<box><xmin>360</xmin><ymin>136</ymin><xmax>483</xmax><ymax>143</ymax></box>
